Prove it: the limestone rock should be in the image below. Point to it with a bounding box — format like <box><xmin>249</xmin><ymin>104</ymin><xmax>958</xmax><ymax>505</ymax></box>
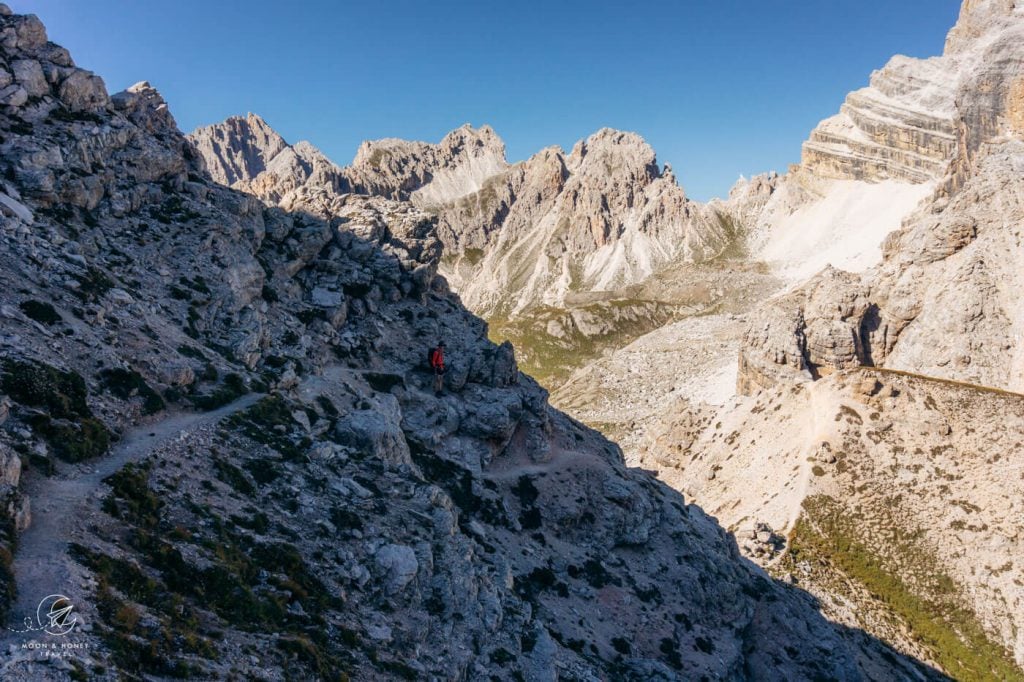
<box><xmin>374</xmin><ymin>544</ymin><xmax>419</xmax><ymax>594</ymax></box>
<box><xmin>11</xmin><ymin>59</ymin><xmax>47</xmax><ymax>97</ymax></box>
<box><xmin>333</xmin><ymin>397</ymin><xmax>411</xmax><ymax>468</ymax></box>
<box><xmin>56</xmin><ymin>69</ymin><xmax>108</xmax><ymax>112</ymax></box>
<box><xmin>188</xmin><ymin>113</ymin><xmax>351</xmax><ymax>203</ymax></box>
<box><xmin>801</xmin><ymin>55</ymin><xmax>957</xmax><ymax>183</ymax></box>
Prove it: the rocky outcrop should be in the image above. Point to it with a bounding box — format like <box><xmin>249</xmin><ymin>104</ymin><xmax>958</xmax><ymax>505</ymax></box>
<box><xmin>737</xmin><ymin>267</ymin><xmax>873</xmax><ymax>394</ymax></box>
<box><xmin>0</xmin><ymin>5</ymin><xmax>941</xmax><ymax>680</ymax></box>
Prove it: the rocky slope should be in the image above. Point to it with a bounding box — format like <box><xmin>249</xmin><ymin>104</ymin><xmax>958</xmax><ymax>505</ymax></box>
<box><xmin>638</xmin><ymin>368</ymin><xmax>1024</xmax><ymax>678</ymax></box>
<box><xmin>0</xmin><ymin>5</ymin><xmax>942</xmax><ymax>680</ymax></box>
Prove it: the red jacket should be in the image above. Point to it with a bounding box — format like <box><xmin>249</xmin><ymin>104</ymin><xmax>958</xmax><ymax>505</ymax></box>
<box><xmin>430</xmin><ymin>347</ymin><xmax>445</xmax><ymax>370</ymax></box>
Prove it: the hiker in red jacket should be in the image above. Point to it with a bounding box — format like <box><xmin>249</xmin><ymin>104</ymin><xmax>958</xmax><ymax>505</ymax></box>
<box><xmin>430</xmin><ymin>341</ymin><xmax>446</xmax><ymax>396</ymax></box>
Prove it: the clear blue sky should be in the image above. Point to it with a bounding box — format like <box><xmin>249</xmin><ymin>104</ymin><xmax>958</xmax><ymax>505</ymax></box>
<box><xmin>19</xmin><ymin>1</ymin><xmax>960</xmax><ymax>201</ymax></box>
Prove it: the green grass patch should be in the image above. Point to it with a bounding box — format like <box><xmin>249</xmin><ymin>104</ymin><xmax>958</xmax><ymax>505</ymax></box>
<box><xmin>72</xmin><ymin>266</ymin><xmax>115</xmax><ymax>302</ymax></box>
<box><xmin>787</xmin><ymin>495</ymin><xmax>1022</xmax><ymax>681</ymax></box>
<box><xmin>486</xmin><ymin>291</ymin><xmax>704</xmax><ymax>388</ymax></box>
<box><xmin>102</xmin><ymin>463</ymin><xmax>163</xmax><ymax>530</ymax></box>
<box><xmin>84</xmin><ymin>461</ymin><xmax>351</xmax><ymax>677</ymax></box>
<box><xmin>227</xmin><ymin>395</ymin><xmax>308</xmax><ymax>460</ymax></box>
<box><xmin>28</xmin><ymin>413</ymin><xmax>111</xmax><ymax>462</ymax></box>
<box><xmin>70</xmin><ymin>543</ymin><xmax>216</xmax><ymax>678</ymax></box>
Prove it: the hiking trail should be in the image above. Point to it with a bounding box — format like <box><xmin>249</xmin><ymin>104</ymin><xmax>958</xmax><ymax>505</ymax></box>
<box><xmin>0</xmin><ymin>393</ymin><xmax>261</xmax><ymax>652</ymax></box>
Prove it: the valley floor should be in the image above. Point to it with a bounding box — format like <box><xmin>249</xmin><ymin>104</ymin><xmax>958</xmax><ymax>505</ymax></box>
<box><xmin>551</xmin><ymin>311</ymin><xmax>745</xmax><ymax>459</ymax></box>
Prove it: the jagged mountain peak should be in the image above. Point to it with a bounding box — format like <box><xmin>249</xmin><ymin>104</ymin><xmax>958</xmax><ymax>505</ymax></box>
<box><xmin>192</xmin><ymin>110</ymin><xmax>278</xmax><ymax>138</ymax></box>
<box><xmin>565</xmin><ymin>128</ymin><xmax>677</xmax><ymax>199</ymax></box>
<box><xmin>189</xmin><ymin>112</ymin><xmax>292</xmax><ymax>186</ymax></box>
<box><xmin>437</xmin><ymin>122</ymin><xmax>506</xmax><ymax>157</ymax></box>
<box><xmin>579</xmin><ymin>126</ymin><xmax>652</xmax><ymax>147</ymax></box>
<box><xmin>570</xmin><ymin>127</ymin><xmax>656</xmax><ymax>163</ymax></box>
<box><xmin>352</xmin><ymin>122</ymin><xmax>506</xmax><ymax>166</ymax></box>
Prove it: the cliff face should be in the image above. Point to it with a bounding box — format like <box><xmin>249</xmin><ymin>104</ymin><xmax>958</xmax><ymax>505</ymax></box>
<box><xmin>737</xmin><ymin>1</ymin><xmax>1024</xmax><ymax>395</ymax></box>
<box><xmin>0</xmin><ymin>5</ymin><xmax>941</xmax><ymax>680</ymax></box>
<box><xmin>800</xmin><ymin>55</ymin><xmax>957</xmax><ymax>184</ymax></box>
<box><xmin>793</xmin><ymin>0</ymin><xmax>1024</xmax><ymax>192</ymax></box>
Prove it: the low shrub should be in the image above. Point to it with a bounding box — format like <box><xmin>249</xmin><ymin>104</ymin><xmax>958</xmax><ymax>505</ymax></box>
<box><xmin>191</xmin><ymin>373</ymin><xmax>248</xmax><ymax>411</ymax></box>
<box><xmin>19</xmin><ymin>300</ymin><xmax>61</xmax><ymax>325</ymax></box>
<box><xmin>99</xmin><ymin>368</ymin><xmax>165</xmax><ymax>415</ymax></box>
<box><xmin>29</xmin><ymin>414</ymin><xmax>111</xmax><ymax>462</ymax></box>
<box><xmin>1</xmin><ymin>358</ymin><xmax>90</xmax><ymax>418</ymax></box>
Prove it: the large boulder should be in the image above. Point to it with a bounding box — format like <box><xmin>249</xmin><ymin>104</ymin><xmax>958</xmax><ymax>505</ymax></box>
<box><xmin>374</xmin><ymin>543</ymin><xmax>418</xmax><ymax>594</ymax></box>
<box><xmin>11</xmin><ymin>59</ymin><xmax>47</xmax><ymax>97</ymax></box>
<box><xmin>738</xmin><ymin>266</ymin><xmax>872</xmax><ymax>394</ymax></box>
<box><xmin>57</xmin><ymin>69</ymin><xmax>109</xmax><ymax>111</ymax></box>
<box><xmin>0</xmin><ymin>442</ymin><xmax>20</xmax><ymax>488</ymax></box>
<box><xmin>0</xmin><ymin>12</ymin><xmax>47</xmax><ymax>52</ymax></box>
<box><xmin>334</xmin><ymin>395</ymin><xmax>412</xmax><ymax>467</ymax></box>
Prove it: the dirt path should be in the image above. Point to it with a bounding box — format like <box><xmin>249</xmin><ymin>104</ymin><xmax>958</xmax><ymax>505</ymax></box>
<box><xmin>1</xmin><ymin>393</ymin><xmax>261</xmax><ymax>647</ymax></box>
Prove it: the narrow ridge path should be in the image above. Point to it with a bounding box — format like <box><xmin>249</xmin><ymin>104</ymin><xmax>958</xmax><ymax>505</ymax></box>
<box><xmin>1</xmin><ymin>393</ymin><xmax>262</xmax><ymax>650</ymax></box>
